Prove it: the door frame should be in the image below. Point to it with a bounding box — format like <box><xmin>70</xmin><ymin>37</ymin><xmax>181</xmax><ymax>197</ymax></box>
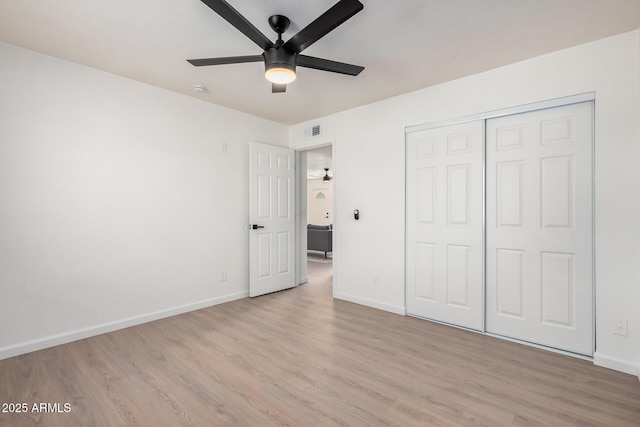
<box><xmin>294</xmin><ymin>139</ymin><xmax>336</xmax><ymax>296</ymax></box>
<box><xmin>404</xmin><ymin>92</ymin><xmax>596</xmax><ymax>357</ymax></box>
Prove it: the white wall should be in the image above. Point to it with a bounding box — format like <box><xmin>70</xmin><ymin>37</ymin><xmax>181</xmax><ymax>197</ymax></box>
<box><xmin>0</xmin><ymin>42</ymin><xmax>288</xmax><ymax>358</ymax></box>
<box><xmin>290</xmin><ymin>31</ymin><xmax>640</xmax><ymax>375</ymax></box>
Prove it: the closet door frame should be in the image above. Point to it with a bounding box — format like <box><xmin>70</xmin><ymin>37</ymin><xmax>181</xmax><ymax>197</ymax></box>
<box><xmin>405</xmin><ymin>92</ymin><xmax>595</xmax><ymax>356</ymax></box>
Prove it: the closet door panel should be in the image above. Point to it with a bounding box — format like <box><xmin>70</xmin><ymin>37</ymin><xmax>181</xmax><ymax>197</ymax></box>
<box><xmin>486</xmin><ymin>102</ymin><xmax>593</xmax><ymax>356</ymax></box>
<box><xmin>406</xmin><ymin>120</ymin><xmax>484</xmax><ymax>331</ymax></box>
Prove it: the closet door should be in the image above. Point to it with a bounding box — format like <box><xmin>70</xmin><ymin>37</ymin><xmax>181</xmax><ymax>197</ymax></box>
<box><xmin>486</xmin><ymin>102</ymin><xmax>593</xmax><ymax>355</ymax></box>
<box><xmin>406</xmin><ymin>120</ymin><xmax>484</xmax><ymax>331</ymax></box>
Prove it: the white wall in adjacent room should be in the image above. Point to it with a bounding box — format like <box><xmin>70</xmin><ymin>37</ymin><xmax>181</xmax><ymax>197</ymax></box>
<box><xmin>289</xmin><ymin>30</ymin><xmax>640</xmax><ymax>375</ymax></box>
<box><xmin>0</xmin><ymin>42</ymin><xmax>288</xmax><ymax>358</ymax></box>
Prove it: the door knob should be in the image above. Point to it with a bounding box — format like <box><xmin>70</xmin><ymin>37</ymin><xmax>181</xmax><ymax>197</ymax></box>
<box><xmin>251</xmin><ymin>224</ymin><xmax>265</xmax><ymax>230</ymax></box>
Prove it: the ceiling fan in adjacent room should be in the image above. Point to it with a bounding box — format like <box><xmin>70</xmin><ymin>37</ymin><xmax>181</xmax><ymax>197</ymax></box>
<box><xmin>187</xmin><ymin>0</ymin><xmax>365</xmax><ymax>93</ymax></box>
<box><xmin>307</xmin><ymin>167</ymin><xmax>333</xmax><ymax>181</ymax></box>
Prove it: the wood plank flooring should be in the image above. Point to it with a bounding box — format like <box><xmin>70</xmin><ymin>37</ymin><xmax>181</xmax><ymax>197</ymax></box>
<box><xmin>1</xmin><ymin>258</ymin><xmax>639</xmax><ymax>426</ymax></box>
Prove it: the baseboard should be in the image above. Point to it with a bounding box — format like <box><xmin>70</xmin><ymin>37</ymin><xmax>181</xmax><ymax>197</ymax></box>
<box><xmin>0</xmin><ymin>290</ymin><xmax>248</xmax><ymax>361</ymax></box>
<box><xmin>334</xmin><ymin>292</ymin><xmax>405</xmax><ymax>315</ymax></box>
<box><xmin>594</xmin><ymin>352</ymin><xmax>639</xmax><ymax>376</ymax></box>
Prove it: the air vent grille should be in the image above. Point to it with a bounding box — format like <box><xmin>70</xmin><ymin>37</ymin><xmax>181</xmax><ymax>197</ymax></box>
<box><xmin>304</xmin><ymin>124</ymin><xmax>322</xmax><ymax>139</ymax></box>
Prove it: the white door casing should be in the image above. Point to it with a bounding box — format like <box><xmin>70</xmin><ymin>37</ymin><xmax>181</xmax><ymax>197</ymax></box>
<box><xmin>485</xmin><ymin>102</ymin><xmax>593</xmax><ymax>356</ymax></box>
<box><xmin>249</xmin><ymin>141</ymin><xmax>296</xmax><ymax>297</ymax></box>
<box><xmin>406</xmin><ymin>120</ymin><xmax>484</xmax><ymax>331</ymax></box>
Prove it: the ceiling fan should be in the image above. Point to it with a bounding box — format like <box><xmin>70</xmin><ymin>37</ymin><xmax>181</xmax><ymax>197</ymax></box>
<box><xmin>188</xmin><ymin>0</ymin><xmax>365</xmax><ymax>93</ymax></box>
<box><xmin>308</xmin><ymin>168</ymin><xmax>333</xmax><ymax>181</ymax></box>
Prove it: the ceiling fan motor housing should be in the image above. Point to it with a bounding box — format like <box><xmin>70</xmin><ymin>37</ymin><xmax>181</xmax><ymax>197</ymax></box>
<box><xmin>263</xmin><ymin>47</ymin><xmax>297</xmax><ymax>73</ymax></box>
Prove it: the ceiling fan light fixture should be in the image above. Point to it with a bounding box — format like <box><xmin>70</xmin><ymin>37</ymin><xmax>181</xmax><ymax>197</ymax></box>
<box><xmin>265</xmin><ymin>65</ymin><xmax>296</xmax><ymax>84</ymax></box>
<box><xmin>263</xmin><ymin>47</ymin><xmax>297</xmax><ymax>84</ymax></box>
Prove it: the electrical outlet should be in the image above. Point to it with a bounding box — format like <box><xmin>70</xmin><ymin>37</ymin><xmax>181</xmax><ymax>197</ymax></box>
<box><xmin>372</xmin><ymin>273</ymin><xmax>379</xmax><ymax>287</ymax></box>
<box><xmin>614</xmin><ymin>319</ymin><xmax>628</xmax><ymax>336</ymax></box>
<box><xmin>220</xmin><ymin>142</ymin><xmax>228</xmax><ymax>152</ymax></box>
<box><xmin>219</xmin><ymin>271</ymin><xmax>227</xmax><ymax>282</ymax></box>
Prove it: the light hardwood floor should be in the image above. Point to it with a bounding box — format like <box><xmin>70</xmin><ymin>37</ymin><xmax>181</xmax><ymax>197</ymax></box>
<box><xmin>1</xmin><ymin>258</ymin><xmax>639</xmax><ymax>426</ymax></box>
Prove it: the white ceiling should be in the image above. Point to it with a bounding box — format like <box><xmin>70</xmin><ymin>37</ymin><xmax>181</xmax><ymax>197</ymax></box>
<box><xmin>1</xmin><ymin>1</ymin><xmax>639</xmax><ymax>125</ymax></box>
<box><xmin>306</xmin><ymin>145</ymin><xmax>333</xmax><ymax>180</ymax></box>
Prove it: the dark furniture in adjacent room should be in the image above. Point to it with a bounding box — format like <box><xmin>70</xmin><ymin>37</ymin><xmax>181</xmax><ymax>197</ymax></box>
<box><xmin>307</xmin><ymin>224</ymin><xmax>332</xmax><ymax>258</ymax></box>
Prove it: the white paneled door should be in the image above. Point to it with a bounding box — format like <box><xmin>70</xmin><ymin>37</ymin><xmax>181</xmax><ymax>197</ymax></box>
<box><xmin>486</xmin><ymin>102</ymin><xmax>593</xmax><ymax>355</ymax></box>
<box><xmin>406</xmin><ymin>120</ymin><xmax>484</xmax><ymax>331</ymax></box>
<box><xmin>249</xmin><ymin>142</ymin><xmax>296</xmax><ymax>297</ymax></box>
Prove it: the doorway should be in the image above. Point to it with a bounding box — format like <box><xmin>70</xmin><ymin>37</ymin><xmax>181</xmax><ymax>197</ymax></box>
<box><xmin>296</xmin><ymin>145</ymin><xmax>334</xmax><ymax>291</ymax></box>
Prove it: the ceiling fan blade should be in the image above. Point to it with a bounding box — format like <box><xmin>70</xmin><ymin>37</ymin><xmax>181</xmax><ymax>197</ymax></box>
<box><xmin>297</xmin><ymin>55</ymin><xmax>364</xmax><ymax>76</ymax></box>
<box><xmin>272</xmin><ymin>84</ymin><xmax>287</xmax><ymax>93</ymax></box>
<box><xmin>187</xmin><ymin>55</ymin><xmax>263</xmax><ymax>66</ymax></box>
<box><xmin>283</xmin><ymin>0</ymin><xmax>363</xmax><ymax>53</ymax></box>
<box><xmin>200</xmin><ymin>0</ymin><xmax>275</xmax><ymax>51</ymax></box>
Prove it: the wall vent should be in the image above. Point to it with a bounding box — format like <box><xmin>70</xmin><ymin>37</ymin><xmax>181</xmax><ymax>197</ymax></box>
<box><xmin>304</xmin><ymin>124</ymin><xmax>322</xmax><ymax>139</ymax></box>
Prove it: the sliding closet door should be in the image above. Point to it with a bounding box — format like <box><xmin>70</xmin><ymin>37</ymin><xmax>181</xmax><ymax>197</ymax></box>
<box><xmin>485</xmin><ymin>102</ymin><xmax>593</xmax><ymax>355</ymax></box>
<box><xmin>406</xmin><ymin>120</ymin><xmax>484</xmax><ymax>331</ymax></box>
